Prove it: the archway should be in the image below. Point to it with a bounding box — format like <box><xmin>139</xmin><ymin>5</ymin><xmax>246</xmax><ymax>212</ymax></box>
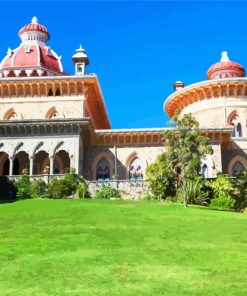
<box><xmin>232</xmin><ymin>161</ymin><xmax>245</xmax><ymax>176</ymax></box>
<box><xmin>54</xmin><ymin>150</ymin><xmax>70</xmax><ymax>174</ymax></box>
<box><xmin>14</xmin><ymin>151</ymin><xmax>29</xmax><ymax>175</ymax></box>
<box><xmin>0</xmin><ymin>152</ymin><xmax>9</xmax><ymax>175</ymax></box>
<box><xmin>96</xmin><ymin>158</ymin><xmax>110</xmax><ymax>180</ymax></box>
<box><xmin>33</xmin><ymin>151</ymin><xmax>49</xmax><ymax>175</ymax></box>
<box><xmin>228</xmin><ymin>155</ymin><xmax>247</xmax><ymax>176</ymax></box>
<box><xmin>128</xmin><ymin>156</ymin><xmax>144</xmax><ymax>180</ymax></box>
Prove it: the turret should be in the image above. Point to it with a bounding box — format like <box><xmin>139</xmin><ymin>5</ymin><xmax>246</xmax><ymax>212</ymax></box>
<box><xmin>72</xmin><ymin>45</ymin><xmax>89</xmax><ymax>75</ymax></box>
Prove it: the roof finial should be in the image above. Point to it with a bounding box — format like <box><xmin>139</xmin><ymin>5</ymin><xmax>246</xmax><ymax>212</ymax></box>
<box><xmin>32</xmin><ymin>16</ymin><xmax>38</xmax><ymax>24</ymax></box>
<box><xmin>221</xmin><ymin>51</ymin><xmax>230</xmax><ymax>62</ymax></box>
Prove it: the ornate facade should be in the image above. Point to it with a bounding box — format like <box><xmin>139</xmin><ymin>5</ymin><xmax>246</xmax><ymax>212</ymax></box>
<box><xmin>0</xmin><ymin>18</ymin><xmax>246</xmax><ymax>181</ymax></box>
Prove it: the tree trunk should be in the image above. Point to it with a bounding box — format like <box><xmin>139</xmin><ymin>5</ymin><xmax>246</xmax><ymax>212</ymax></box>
<box><xmin>183</xmin><ymin>177</ymin><xmax>188</xmax><ymax>208</ymax></box>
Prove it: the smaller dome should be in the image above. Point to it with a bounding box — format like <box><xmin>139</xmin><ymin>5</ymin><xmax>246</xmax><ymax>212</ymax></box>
<box><xmin>207</xmin><ymin>51</ymin><xmax>245</xmax><ymax>80</ymax></box>
<box><xmin>18</xmin><ymin>16</ymin><xmax>50</xmax><ymax>41</ymax></box>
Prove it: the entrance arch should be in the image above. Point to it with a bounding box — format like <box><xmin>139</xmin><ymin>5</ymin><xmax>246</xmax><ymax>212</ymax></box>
<box><xmin>33</xmin><ymin>151</ymin><xmax>49</xmax><ymax>175</ymax></box>
<box><xmin>0</xmin><ymin>152</ymin><xmax>9</xmax><ymax>175</ymax></box>
<box><xmin>14</xmin><ymin>151</ymin><xmax>29</xmax><ymax>175</ymax></box>
<box><xmin>54</xmin><ymin>150</ymin><xmax>70</xmax><ymax>174</ymax></box>
<box><xmin>228</xmin><ymin>155</ymin><xmax>247</xmax><ymax>176</ymax></box>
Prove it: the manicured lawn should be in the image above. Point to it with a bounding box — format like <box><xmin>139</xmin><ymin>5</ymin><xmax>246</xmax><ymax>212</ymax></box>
<box><xmin>0</xmin><ymin>199</ymin><xmax>247</xmax><ymax>295</ymax></box>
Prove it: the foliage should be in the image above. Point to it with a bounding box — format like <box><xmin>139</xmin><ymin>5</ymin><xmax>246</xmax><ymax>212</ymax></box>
<box><xmin>207</xmin><ymin>174</ymin><xmax>238</xmax><ymax>210</ymax></box>
<box><xmin>77</xmin><ymin>182</ymin><xmax>89</xmax><ymax>199</ymax></box>
<box><xmin>62</xmin><ymin>169</ymin><xmax>84</xmax><ymax>196</ymax></box>
<box><xmin>14</xmin><ymin>175</ymin><xmax>32</xmax><ymax>199</ymax></box>
<box><xmin>162</xmin><ymin>112</ymin><xmax>212</xmax><ymax>207</ymax></box>
<box><xmin>0</xmin><ymin>176</ymin><xmax>17</xmax><ymax>199</ymax></box>
<box><xmin>30</xmin><ymin>179</ymin><xmax>48</xmax><ymax>198</ymax></box>
<box><xmin>47</xmin><ymin>178</ymin><xmax>68</xmax><ymax>198</ymax></box>
<box><xmin>233</xmin><ymin>171</ymin><xmax>247</xmax><ymax>210</ymax></box>
<box><xmin>206</xmin><ymin>174</ymin><xmax>237</xmax><ymax>199</ymax></box>
<box><xmin>210</xmin><ymin>196</ymin><xmax>236</xmax><ymax>210</ymax></box>
<box><xmin>145</xmin><ymin>154</ymin><xmax>175</xmax><ymax>200</ymax></box>
<box><xmin>93</xmin><ymin>186</ymin><xmax>121</xmax><ymax>199</ymax></box>
<box><xmin>47</xmin><ymin>170</ymin><xmax>87</xmax><ymax>198</ymax></box>
<box><xmin>139</xmin><ymin>194</ymin><xmax>160</xmax><ymax>201</ymax></box>
<box><xmin>177</xmin><ymin>176</ymin><xmax>209</xmax><ymax>205</ymax></box>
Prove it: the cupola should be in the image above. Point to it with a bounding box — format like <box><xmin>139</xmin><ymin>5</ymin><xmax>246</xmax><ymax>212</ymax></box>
<box><xmin>72</xmin><ymin>45</ymin><xmax>89</xmax><ymax>75</ymax></box>
<box><xmin>207</xmin><ymin>51</ymin><xmax>245</xmax><ymax>80</ymax></box>
<box><xmin>0</xmin><ymin>17</ymin><xmax>64</xmax><ymax>77</ymax></box>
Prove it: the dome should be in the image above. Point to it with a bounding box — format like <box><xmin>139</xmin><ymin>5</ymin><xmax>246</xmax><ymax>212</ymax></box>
<box><xmin>0</xmin><ymin>17</ymin><xmax>64</xmax><ymax>77</ymax></box>
<box><xmin>18</xmin><ymin>16</ymin><xmax>50</xmax><ymax>41</ymax></box>
<box><xmin>207</xmin><ymin>51</ymin><xmax>245</xmax><ymax>80</ymax></box>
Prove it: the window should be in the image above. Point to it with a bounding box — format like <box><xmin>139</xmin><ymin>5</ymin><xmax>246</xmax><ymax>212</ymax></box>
<box><xmin>232</xmin><ymin>161</ymin><xmax>245</xmax><ymax>176</ymax></box>
<box><xmin>201</xmin><ymin>163</ymin><xmax>208</xmax><ymax>178</ymax></box>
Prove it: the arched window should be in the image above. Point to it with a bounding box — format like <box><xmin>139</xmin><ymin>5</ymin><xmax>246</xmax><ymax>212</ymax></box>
<box><xmin>236</xmin><ymin>123</ymin><xmax>242</xmax><ymax>137</ymax></box>
<box><xmin>96</xmin><ymin>158</ymin><xmax>110</xmax><ymax>180</ymax></box>
<box><xmin>228</xmin><ymin>112</ymin><xmax>242</xmax><ymax>138</ymax></box>
<box><xmin>48</xmin><ymin>88</ymin><xmax>53</xmax><ymax>96</ymax></box>
<box><xmin>55</xmin><ymin>88</ymin><xmax>61</xmax><ymax>96</ymax></box>
<box><xmin>232</xmin><ymin>161</ymin><xmax>245</xmax><ymax>176</ymax></box>
<box><xmin>129</xmin><ymin>157</ymin><xmax>143</xmax><ymax>180</ymax></box>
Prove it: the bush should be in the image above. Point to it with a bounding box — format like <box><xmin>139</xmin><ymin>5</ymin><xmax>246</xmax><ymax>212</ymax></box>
<box><xmin>206</xmin><ymin>174</ymin><xmax>237</xmax><ymax>199</ymax></box>
<box><xmin>146</xmin><ymin>154</ymin><xmax>175</xmax><ymax>199</ymax></box>
<box><xmin>30</xmin><ymin>179</ymin><xmax>47</xmax><ymax>198</ymax></box>
<box><xmin>14</xmin><ymin>175</ymin><xmax>32</xmax><ymax>199</ymax></box>
<box><xmin>47</xmin><ymin>170</ymin><xmax>87</xmax><ymax>199</ymax></box>
<box><xmin>62</xmin><ymin>169</ymin><xmax>84</xmax><ymax>196</ymax></box>
<box><xmin>47</xmin><ymin>178</ymin><xmax>67</xmax><ymax>198</ymax></box>
<box><xmin>93</xmin><ymin>186</ymin><xmax>121</xmax><ymax>199</ymax></box>
<box><xmin>139</xmin><ymin>194</ymin><xmax>160</xmax><ymax>201</ymax></box>
<box><xmin>233</xmin><ymin>171</ymin><xmax>247</xmax><ymax>210</ymax></box>
<box><xmin>77</xmin><ymin>182</ymin><xmax>89</xmax><ymax>199</ymax></box>
<box><xmin>210</xmin><ymin>196</ymin><xmax>236</xmax><ymax>210</ymax></box>
<box><xmin>177</xmin><ymin>177</ymin><xmax>209</xmax><ymax>205</ymax></box>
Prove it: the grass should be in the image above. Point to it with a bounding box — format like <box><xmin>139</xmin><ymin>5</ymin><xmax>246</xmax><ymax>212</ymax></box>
<box><xmin>0</xmin><ymin>199</ymin><xmax>247</xmax><ymax>296</ymax></box>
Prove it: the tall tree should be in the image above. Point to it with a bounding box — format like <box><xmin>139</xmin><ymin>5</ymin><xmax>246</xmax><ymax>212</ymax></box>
<box><xmin>163</xmin><ymin>112</ymin><xmax>212</xmax><ymax>207</ymax></box>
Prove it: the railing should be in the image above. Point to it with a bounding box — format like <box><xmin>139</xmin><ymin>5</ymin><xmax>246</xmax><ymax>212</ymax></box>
<box><xmin>7</xmin><ymin>174</ymin><xmax>65</xmax><ymax>183</ymax></box>
<box><xmin>87</xmin><ymin>179</ymin><xmax>149</xmax><ymax>195</ymax></box>
<box><xmin>5</xmin><ymin>175</ymin><xmax>149</xmax><ymax>195</ymax></box>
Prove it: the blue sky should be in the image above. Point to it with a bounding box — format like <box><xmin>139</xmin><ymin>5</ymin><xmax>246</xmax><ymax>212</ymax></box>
<box><xmin>0</xmin><ymin>1</ymin><xmax>246</xmax><ymax>128</ymax></box>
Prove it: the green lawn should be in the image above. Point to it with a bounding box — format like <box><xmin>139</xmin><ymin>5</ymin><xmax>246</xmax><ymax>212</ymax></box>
<box><xmin>0</xmin><ymin>199</ymin><xmax>247</xmax><ymax>296</ymax></box>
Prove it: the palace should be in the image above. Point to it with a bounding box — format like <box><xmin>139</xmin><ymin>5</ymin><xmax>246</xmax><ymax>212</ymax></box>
<box><xmin>0</xmin><ymin>17</ymin><xmax>246</xmax><ymax>182</ymax></box>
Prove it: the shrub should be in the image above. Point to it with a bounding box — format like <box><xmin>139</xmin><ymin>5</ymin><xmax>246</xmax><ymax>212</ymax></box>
<box><xmin>207</xmin><ymin>174</ymin><xmax>237</xmax><ymax>199</ymax></box>
<box><xmin>62</xmin><ymin>169</ymin><xmax>84</xmax><ymax>196</ymax></box>
<box><xmin>233</xmin><ymin>171</ymin><xmax>247</xmax><ymax>210</ymax></box>
<box><xmin>210</xmin><ymin>196</ymin><xmax>235</xmax><ymax>210</ymax></box>
<box><xmin>139</xmin><ymin>194</ymin><xmax>160</xmax><ymax>201</ymax></box>
<box><xmin>47</xmin><ymin>178</ymin><xmax>68</xmax><ymax>198</ymax></box>
<box><xmin>14</xmin><ymin>175</ymin><xmax>32</xmax><ymax>199</ymax></box>
<box><xmin>177</xmin><ymin>177</ymin><xmax>209</xmax><ymax>205</ymax></box>
<box><xmin>30</xmin><ymin>179</ymin><xmax>48</xmax><ymax>198</ymax></box>
<box><xmin>77</xmin><ymin>182</ymin><xmax>89</xmax><ymax>199</ymax></box>
<box><xmin>47</xmin><ymin>170</ymin><xmax>87</xmax><ymax>199</ymax></box>
<box><xmin>93</xmin><ymin>186</ymin><xmax>121</xmax><ymax>199</ymax></box>
<box><xmin>146</xmin><ymin>154</ymin><xmax>175</xmax><ymax>199</ymax></box>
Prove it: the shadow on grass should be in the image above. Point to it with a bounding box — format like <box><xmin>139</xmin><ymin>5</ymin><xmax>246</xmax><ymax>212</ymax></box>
<box><xmin>0</xmin><ymin>176</ymin><xmax>17</xmax><ymax>202</ymax></box>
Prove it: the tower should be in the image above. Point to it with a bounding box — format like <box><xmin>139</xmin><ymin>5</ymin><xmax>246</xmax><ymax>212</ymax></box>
<box><xmin>72</xmin><ymin>45</ymin><xmax>89</xmax><ymax>75</ymax></box>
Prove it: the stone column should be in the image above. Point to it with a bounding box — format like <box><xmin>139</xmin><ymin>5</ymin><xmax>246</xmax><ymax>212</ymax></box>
<box><xmin>9</xmin><ymin>157</ymin><xmax>14</xmax><ymax>176</ymax></box>
<box><xmin>29</xmin><ymin>156</ymin><xmax>34</xmax><ymax>176</ymax></box>
<box><xmin>49</xmin><ymin>156</ymin><xmax>54</xmax><ymax>175</ymax></box>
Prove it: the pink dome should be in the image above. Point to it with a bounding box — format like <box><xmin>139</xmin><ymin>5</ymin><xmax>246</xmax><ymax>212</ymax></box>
<box><xmin>0</xmin><ymin>17</ymin><xmax>64</xmax><ymax>77</ymax></box>
<box><xmin>207</xmin><ymin>51</ymin><xmax>245</xmax><ymax>80</ymax></box>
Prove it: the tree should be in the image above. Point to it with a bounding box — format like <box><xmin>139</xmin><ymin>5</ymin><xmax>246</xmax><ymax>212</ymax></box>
<box><xmin>163</xmin><ymin>112</ymin><xmax>212</xmax><ymax>207</ymax></box>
